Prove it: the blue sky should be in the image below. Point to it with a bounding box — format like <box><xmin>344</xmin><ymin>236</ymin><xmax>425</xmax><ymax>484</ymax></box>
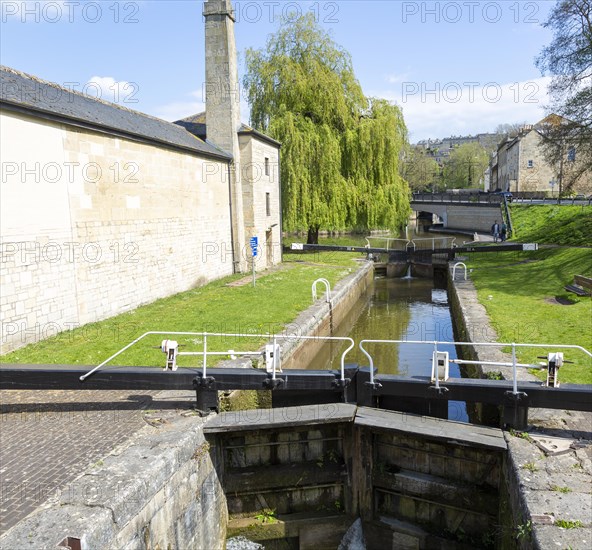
<box><xmin>1</xmin><ymin>0</ymin><xmax>556</xmax><ymax>141</ymax></box>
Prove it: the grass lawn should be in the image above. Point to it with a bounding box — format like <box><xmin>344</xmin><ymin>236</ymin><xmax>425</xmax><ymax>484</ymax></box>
<box><xmin>509</xmin><ymin>204</ymin><xmax>592</xmax><ymax>246</ymax></box>
<box><xmin>465</xmin><ymin>212</ymin><xmax>592</xmax><ymax>383</ymax></box>
<box><xmin>1</xmin><ymin>250</ymin><xmax>362</xmax><ymax>368</ymax></box>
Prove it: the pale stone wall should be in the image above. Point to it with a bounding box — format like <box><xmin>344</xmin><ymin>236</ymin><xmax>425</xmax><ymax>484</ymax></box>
<box><xmin>506</xmin><ymin>140</ymin><xmax>520</xmax><ymax>191</ymax></box>
<box><xmin>497</xmin><ymin>141</ymin><xmax>510</xmax><ymax>191</ymax></box>
<box><xmin>1</xmin><ymin>110</ymin><xmax>233</xmax><ymax>353</ymax></box>
<box><xmin>239</xmin><ymin>134</ymin><xmax>281</xmax><ymax>269</ymax></box>
<box><xmin>444</xmin><ymin>205</ymin><xmax>502</xmax><ymax>232</ymax></box>
<box><xmin>496</xmin><ymin>130</ymin><xmax>592</xmax><ymax>194</ymax></box>
<box><xmin>516</xmin><ymin>131</ymin><xmax>555</xmax><ymax>192</ymax></box>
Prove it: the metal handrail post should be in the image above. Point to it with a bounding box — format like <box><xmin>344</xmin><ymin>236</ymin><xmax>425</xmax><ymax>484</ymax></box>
<box><xmin>272</xmin><ymin>336</ymin><xmax>277</xmax><ymax>381</ymax></box>
<box><xmin>340</xmin><ymin>338</ymin><xmax>355</xmax><ymax>382</ymax></box>
<box><xmin>359</xmin><ymin>341</ymin><xmax>375</xmax><ymax>386</ymax></box>
<box><xmin>433</xmin><ymin>341</ymin><xmax>440</xmax><ymax>390</ymax></box>
<box><xmin>512</xmin><ymin>343</ymin><xmax>518</xmax><ymax>395</ymax></box>
<box><xmin>203</xmin><ymin>334</ymin><xmax>208</xmax><ymax>379</ymax></box>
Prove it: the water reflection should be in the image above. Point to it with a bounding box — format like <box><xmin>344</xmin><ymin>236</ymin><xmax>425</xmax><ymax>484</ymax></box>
<box><xmin>306</xmin><ymin>276</ymin><xmax>468</xmax><ymax>422</ymax></box>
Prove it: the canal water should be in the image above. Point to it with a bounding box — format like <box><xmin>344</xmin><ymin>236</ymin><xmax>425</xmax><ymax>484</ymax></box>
<box><xmin>306</xmin><ymin>224</ymin><xmax>470</xmax><ymax>422</ymax></box>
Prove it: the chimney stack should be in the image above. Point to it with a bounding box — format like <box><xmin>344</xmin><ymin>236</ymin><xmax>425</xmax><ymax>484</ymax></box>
<box><xmin>203</xmin><ymin>0</ymin><xmax>245</xmax><ymax>271</ymax></box>
<box><xmin>203</xmin><ymin>0</ymin><xmax>241</xmax><ymax>157</ymax></box>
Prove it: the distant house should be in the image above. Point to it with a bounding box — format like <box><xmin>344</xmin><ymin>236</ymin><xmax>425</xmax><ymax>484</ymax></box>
<box><xmin>487</xmin><ymin>115</ymin><xmax>591</xmax><ymax>194</ymax></box>
<box><xmin>416</xmin><ymin>132</ymin><xmax>501</xmax><ymax>165</ymax></box>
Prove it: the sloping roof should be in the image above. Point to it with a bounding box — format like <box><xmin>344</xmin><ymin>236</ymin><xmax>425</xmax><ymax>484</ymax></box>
<box><xmin>175</xmin><ymin>112</ymin><xmax>281</xmax><ymax>148</ymax></box>
<box><xmin>175</xmin><ymin>112</ymin><xmax>207</xmax><ymax>140</ymax></box>
<box><xmin>0</xmin><ymin>66</ymin><xmax>231</xmax><ymax>161</ymax></box>
<box><xmin>238</xmin><ymin>122</ymin><xmax>281</xmax><ymax>148</ymax></box>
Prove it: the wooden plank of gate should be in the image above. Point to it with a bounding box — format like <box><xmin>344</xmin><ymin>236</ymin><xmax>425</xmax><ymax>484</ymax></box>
<box><xmin>354</xmin><ymin>407</ymin><xmax>507</xmax><ymax>451</ymax></box>
<box><xmin>203</xmin><ymin>403</ymin><xmax>357</xmax><ymax>433</ymax></box>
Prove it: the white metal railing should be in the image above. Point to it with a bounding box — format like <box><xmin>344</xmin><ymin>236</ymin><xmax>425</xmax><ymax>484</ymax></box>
<box><xmin>452</xmin><ymin>262</ymin><xmax>467</xmax><ymax>281</ymax></box>
<box><xmin>312</xmin><ymin>278</ymin><xmax>331</xmax><ymax>303</ymax></box>
<box><xmin>359</xmin><ymin>339</ymin><xmax>592</xmax><ymax>393</ymax></box>
<box><xmin>81</xmin><ymin>332</ymin><xmax>355</xmax><ymax>383</ymax></box>
<box><xmin>365</xmin><ymin>236</ymin><xmax>457</xmax><ymax>251</ymax></box>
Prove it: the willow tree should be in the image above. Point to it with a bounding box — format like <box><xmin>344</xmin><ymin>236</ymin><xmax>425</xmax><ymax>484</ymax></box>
<box><xmin>244</xmin><ymin>14</ymin><xmax>410</xmax><ymax>243</ymax></box>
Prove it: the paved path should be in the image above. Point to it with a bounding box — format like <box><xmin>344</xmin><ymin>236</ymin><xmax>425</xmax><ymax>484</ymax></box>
<box><xmin>0</xmin><ymin>388</ymin><xmax>192</xmax><ymax>535</ymax></box>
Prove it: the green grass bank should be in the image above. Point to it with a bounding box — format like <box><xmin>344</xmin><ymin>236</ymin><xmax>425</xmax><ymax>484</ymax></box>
<box><xmin>509</xmin><ymin>204</ymin><xmax>592</xmax><ymax>246</ymax></box>
<box><xmin>1</xmin><ymin>251</ymin><xmax>361</xmax><ymax>368</ymax></box>
<box><xmin>466</xmin><ymin>205</ymin><xmax>592</xmax><ymax>384</ymax></box>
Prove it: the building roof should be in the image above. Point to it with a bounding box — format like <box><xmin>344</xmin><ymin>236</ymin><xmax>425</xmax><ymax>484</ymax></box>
<box><xmin>175</xmin><ymin>112</ymin><xmax>281</xmax><ymax>149</ymax></box>
<box><xmin>0</xmin><ymin>66</ymin><xmax>231</xmax><ymax>161</ymax></box>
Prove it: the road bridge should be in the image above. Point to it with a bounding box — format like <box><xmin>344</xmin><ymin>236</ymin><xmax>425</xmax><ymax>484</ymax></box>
<box><xmin>411</xmin><ymin>192</ymin><xmax>503</xmax><ymax>232</ymax></box>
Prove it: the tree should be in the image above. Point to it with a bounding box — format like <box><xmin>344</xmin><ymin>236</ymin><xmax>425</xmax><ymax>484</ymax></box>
<box><xmin>243</xmin><ymin>14</ymin><xmax>410</xmax><ymax>243</ymax></box>
<box><xmin>441</xmin><ymin>142</ymin><xmax>489</xmax><ymax>189</ymax></box>
<box><xmin>400</xmin><ymin>146</ymin><xmax>440</xmax><ymax>192</ymax></box>
<box><xmin>494</xmin><ymin>122</ymin><xmax>528</xmax><ymax>140</ymax></box>
<box><xmin>535</xmin><ymin>0</ymin><xmax>592</xmax><ymax>193</ymax></box>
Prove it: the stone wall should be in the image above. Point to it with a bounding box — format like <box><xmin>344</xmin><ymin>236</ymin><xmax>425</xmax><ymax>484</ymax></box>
<box><xmin>0</xmin><ymin>110</ymin><xmax>234</xmax><ymax>353</ymax></box>
<box><xmin>0</xmin><ymin>412</ymin><xmax>227</xmax><ymax>550</ymax></box>
<box><xmin>239</xmin><ymin>133</ymin><xmax>282</xmax><ymax>269</ymax></box>
<box><xmin>444</xmin><ymin>205</ymin><xmax>501</xmax><ymax>232</ymax></box>
<box><xmin>516</xmin><ymin>132</ymin><xmax>551</xmax><ymax>192</ymax></box>
<box><xmin>498</xmin><ymin>130</ymin><xmax>592</xmax><ymax>194</ymax></box>
<box><xmin>279</xmin><ymin>261</ymin><xmax>374</xmax><ymax>371</ymax></box>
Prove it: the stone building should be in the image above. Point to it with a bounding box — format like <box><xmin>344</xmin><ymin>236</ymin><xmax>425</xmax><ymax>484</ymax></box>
<box><xmin>0</xmin><ymin>0</ymin><xmax>281</xmax><ymax>353</ymax></box>
<box><xmin>488</xmin><ymin>116</ymin><xmax>591</xmax><ymax>194</ymax></box>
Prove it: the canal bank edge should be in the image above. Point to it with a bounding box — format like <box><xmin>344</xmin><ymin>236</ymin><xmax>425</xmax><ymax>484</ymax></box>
<box><xmin>279</xmin><ymin>260</ymin><xmax>374</xmax><ymax>371</ymax></box>
<box><xmin>448</xmin><ymin>265</ymin><xmax>592</xmax><ymax>549</ymax></box>
<box><xmin>220</xmin><ymin>259</ymin><xmax>374</xmax><ymax>411</ymax></box>
<box><xmin>0</xmin><ymin>261</ymin><xmax>374</xmax><ymax>549</ymax></box>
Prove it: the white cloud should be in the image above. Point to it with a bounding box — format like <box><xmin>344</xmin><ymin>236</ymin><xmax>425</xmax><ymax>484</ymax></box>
<box><xmin>372</xmin><ymin>77</ymin><xmax>553</xmax><ymax>142</ymax></box>
<box><xmin>85</xmin><ymin>76</ymin><xmax>139</xmax><ymax>106</ymax></box>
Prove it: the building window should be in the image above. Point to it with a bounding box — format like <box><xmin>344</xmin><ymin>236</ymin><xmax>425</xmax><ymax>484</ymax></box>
<box><xmin>265</xmin><ymin>157</ymin><xmax>270</xmax><ymax>176</ymax></box>
<box><xmin>266</xmin><ymin>193</ymin><xmax>271</xmax><ymax>217</ymax></box>
<box><xmin>527</xmin><ymin>160</ymin><xmax>534</xmax><ymax>168</ymax></box>
<box><xmin>567</xmin><ymin>147</ymin><xmax>576</xmax><ymax>162</ymax></box>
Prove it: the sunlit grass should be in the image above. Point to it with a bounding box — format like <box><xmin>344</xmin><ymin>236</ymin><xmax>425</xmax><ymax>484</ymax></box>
<box><xmin>1</xmin><ymin>257</ymin><xmax>360</xmax><ymax>368</ymax></box>
<box><xmin>465</xmin><ymin>248</ymin><xmax>591</xmax><ymax>384</ymax></box>
<box><xmin>509</xmin><ymin>204</ymin><xmax>592</xmax><ymax>246</ymax></box>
